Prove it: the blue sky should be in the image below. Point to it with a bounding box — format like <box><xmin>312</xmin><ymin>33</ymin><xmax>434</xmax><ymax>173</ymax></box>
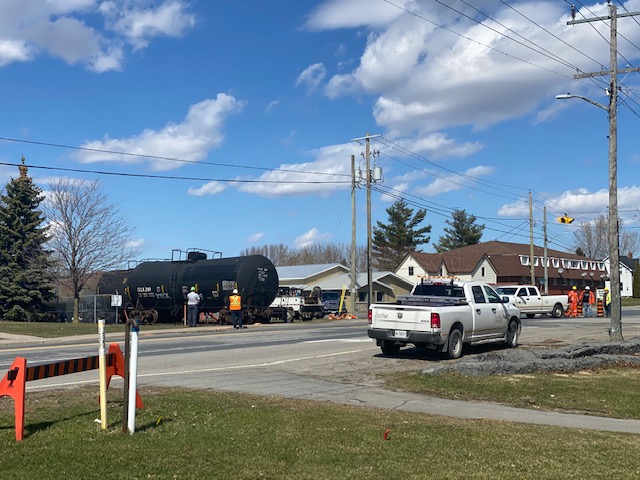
<box><xmin>0</xmin><ymin>0</ymin><xmax>639</xmax><ymax>262</ymax></box>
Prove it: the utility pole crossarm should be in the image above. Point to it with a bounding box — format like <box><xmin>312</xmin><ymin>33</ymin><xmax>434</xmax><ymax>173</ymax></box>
<box><xmin>567</xmin><ymin>10</ymin><xmax>640</xmax><ymax>25</ymax></box>
<box><xmin>575</xmin><ymin>67</ymin><xmax>640</xmax><ymax>79</ymax></box>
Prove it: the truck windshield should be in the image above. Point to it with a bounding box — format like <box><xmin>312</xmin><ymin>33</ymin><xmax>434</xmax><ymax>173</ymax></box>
<box><xmin>496</xmin><ymin>287</ymin><xmax>517</xmax><ymax>295</ymax></box>
<box><xmin>413</xmin><ymin>284</ymin><xmax>465</xmax><ymax>297</ymax></box>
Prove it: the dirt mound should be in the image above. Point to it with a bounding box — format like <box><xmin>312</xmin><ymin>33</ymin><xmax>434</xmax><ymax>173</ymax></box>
<box><xmin>422</xmin><ymin>337</ymin><xmax>640</xmax><ymax>376</ymax></box>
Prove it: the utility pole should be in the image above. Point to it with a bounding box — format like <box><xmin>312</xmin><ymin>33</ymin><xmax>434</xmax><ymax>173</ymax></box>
<box><xmin>529</xmin><ymin>190</ymin><xmax>535</xmax><ymax>286</ymax></box>
<box><xmin>567</xmin><ymin>3</ymin><xmax>640</xmax><ymax>341</ymax></box>
<box><xmin>351</xmin><ymin>133</ymin><xmax>380</xmax><ymax>308</ymax></box>
<box><xmin>543</xmin><ymin>206</ymin><xmax>549</xmax><ymax>295</ymax></box>
<box><xmin>350</xmin><ymin>154</ymin><xmax>357</xmax><ymax>315</ymax></box>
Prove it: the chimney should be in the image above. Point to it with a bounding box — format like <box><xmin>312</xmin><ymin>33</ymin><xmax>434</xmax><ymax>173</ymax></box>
<box><xmin>629</xmin><ymin>252</ymin><xmax>633</xmax><ymax>259</ymax></box>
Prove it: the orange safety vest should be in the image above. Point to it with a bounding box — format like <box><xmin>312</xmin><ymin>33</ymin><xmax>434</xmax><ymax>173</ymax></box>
<box><xmin>229</xmin><ymin>294</ymin><xmax>241</xmax><ymax>311</ymax></box>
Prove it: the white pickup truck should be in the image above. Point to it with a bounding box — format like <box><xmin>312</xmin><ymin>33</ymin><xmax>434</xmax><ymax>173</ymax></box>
<box><xmin>494</xmin><ymin>285</ymin><xmax>567</xmax><ymax>319</ymax></box>
<box><xmin>368</xmin><ymin>278</ymin><xmax>521</xmax><ymax>359</ymax></box>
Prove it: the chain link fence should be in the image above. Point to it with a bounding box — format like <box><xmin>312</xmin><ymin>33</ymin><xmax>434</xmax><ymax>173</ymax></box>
<box><xmin>54</xmin><ymin>294</ymin><xmax>122</xmax><ymax>324</ymax></box>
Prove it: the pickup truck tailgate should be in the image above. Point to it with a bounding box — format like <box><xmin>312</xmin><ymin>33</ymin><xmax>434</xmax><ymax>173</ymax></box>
<box><xmin>370</xmin><ymin>304</ymin><xmax>433</xmax><ymax>331</ymax></box>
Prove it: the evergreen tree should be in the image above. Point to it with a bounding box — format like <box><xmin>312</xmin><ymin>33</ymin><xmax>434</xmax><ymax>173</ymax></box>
<box><xmin>0</xmin><ymin>157</ymin><xmax>55</xmax><ymax>321</ymax></box>
<box><xmin>372</xmin><ymin>200</ymin><xmax>431</xmax><ymax>271</ymax></box>
<box><xmin>433</xmin><ymin>209</ymin><xmax>485</xmax><ymax>253</ymax></box>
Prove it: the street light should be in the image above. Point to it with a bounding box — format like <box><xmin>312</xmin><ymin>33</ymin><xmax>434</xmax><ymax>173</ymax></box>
<box><xmin>555</xmin><ymin>91</ymin><xmax>622</xmax><ymax>340</ymax></box>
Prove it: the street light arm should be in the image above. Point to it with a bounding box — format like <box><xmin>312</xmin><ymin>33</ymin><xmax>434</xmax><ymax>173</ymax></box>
<box><xmin>555</xmin><ymin>93</ymin><xmax>608</xmax><ymax>111</ymax></box>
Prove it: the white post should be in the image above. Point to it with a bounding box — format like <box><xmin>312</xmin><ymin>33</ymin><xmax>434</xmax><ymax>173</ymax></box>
<box><xmin>98</xmin><ymin>319</ymin><xmax>107</xmax><ymax>430</ymax></box>
<box><xmin>127</xmin><ymin>323</ymin><xmax>139</xmax><ymax>434</ymax></box>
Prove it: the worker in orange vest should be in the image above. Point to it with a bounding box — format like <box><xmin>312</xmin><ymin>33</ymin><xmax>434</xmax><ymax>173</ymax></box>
<box><xmin>579</xmin><ymin>286</ymin><xmax>595</xmax><ymax>317</ymax></box>
<box><xmin>229</xmin><ymin>288</ymin><xmax>245</xmax><ymax>329</ymax></box>
<box><xmin>567</xmin><ymin>286</ymin><xmax>578</xmax><ymax>318</ymax></box>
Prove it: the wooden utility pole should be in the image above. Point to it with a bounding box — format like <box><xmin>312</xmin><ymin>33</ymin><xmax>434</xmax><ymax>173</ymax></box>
<box><xmin>568</xmin><ymin>3</ymin><xmax>640</xmax><ymax>340</ymax></box>
<box><xmin>543</xmin><ymin>206</ymin><xmax>549</xmax><ymax>295</ymax></box>
<box><xmin>529</xmin><ymin>190</ymin><xmax>535</xmax><ymax>286</ymax></box>
<box><xmin>350</xmin><ymin>154</ymin><xmax>357</xmax><ymax>315</ymax></box>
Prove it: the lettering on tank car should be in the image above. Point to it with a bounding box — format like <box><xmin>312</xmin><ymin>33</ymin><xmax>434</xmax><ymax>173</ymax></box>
<box><xmin>257</xmin><ymin>267</ymin><xmax>268</xmax><ymax>282</ymax></box>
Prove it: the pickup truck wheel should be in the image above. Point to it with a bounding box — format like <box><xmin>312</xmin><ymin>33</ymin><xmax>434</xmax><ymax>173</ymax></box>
<box><xmin>551</xmin><ymin>304</ymin><xmax>563</xmax><ymax>318</ymax></box>
<box><xmin>380</xmin><ymin>341</ymin><xmax>400</xmax><ymax>356</ymax></box>
<box><xmin>446</xmin><ymin>328</ymin><xmax>463</xmax><ymax>359</ymax></box>
<box><xmin>505</xmin><ymin>319</ymin><xmax>519</xmax><ymax>348</ymax></box>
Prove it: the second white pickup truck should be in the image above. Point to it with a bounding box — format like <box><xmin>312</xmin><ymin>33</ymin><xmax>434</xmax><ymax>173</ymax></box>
<box><xmin>368</xmin><ymin>278</ymin><xmax>521</xmax><ymax>359</ymax></box>
<box><xmin>494</xmin><ymin>285</ymin><xmax>567</xmax><ymax>318</ymax></box>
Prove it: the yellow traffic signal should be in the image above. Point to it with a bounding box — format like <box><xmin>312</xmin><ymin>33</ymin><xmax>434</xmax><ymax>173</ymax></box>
<box><xmin>557</xmin><ymin>215</ymin><xmax>574</xmax><ymax>224</ymax></box>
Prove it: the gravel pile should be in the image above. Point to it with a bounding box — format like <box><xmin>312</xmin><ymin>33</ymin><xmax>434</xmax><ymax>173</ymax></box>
<box><xmin>422</xmin><ymin>337</ymin><xmax>640</xmax><ymax>376</ymax></box>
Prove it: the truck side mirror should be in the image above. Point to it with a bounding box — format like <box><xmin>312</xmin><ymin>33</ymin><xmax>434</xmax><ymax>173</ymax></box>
<box><xmin>502</xmin><ymin>296</ymin><xmax>510</xmax><ymax>303</ymax></box>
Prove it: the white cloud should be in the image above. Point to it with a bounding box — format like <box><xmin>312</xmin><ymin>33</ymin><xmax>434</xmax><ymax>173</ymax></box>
<box><xmin>498</xmin><ymin>186</ymin><xmax>640</xmax><ymax>225</ymax></box>
<box><xmin>414</xmin><ymin>165</ymin><xmax>495</xmax><ymax>196</ymax></box>
<box><xmin>295</xmin><ymin>63</ymin><xmax>327</xmax><ymax>94</ymax></box>
<box><xmin>320</xmin><ymin>1</ymin><xmax>640</xmax><ymax>135</ymax></box>
<box><xmin>294</xmin><ymin>228</ymin><xmax>331</xmax><ymax>249</ymax></box>
<box><xmin>303</xmin><ymin>0</ymin><xmax>415</xmax><ymax>31</ymax></box>
<box><xmin>237</xmin><ymin>142</ymin><xmax>358</xmax><ymax>197</ymax></box>
<box><xmin>74</xmin><ymin>93</ymin><xmax>246</xmax><ymax>171</ymax></box>
<box><xmin>247</xmin><ymin>232</ymin><xmax>264</xmax><ymax>243</ymax></box>
<box><xmin>265</xmin><ymin>99</ymin><xmax>280</xmax><ymax>113</ymax></box>
<box><xmin>187</xmin><ymin>181</ymin><xmax>226</xmax><ymax>197</ymax></box>
<box><xmin>106</xmin><ymin>1</ymin><xmax>196</xmax><ymax>50</ymax></box>
<box><xmin>0</xmin><ymin>0</ymin><xmax>195</xmax><ymax>71</ymax></box>
<box><xmin>0</xmin><ymin>40</ymin><xmax>33</xmax><ymax>66</ymax></box>
<box><xmin>398</xmin><ymin>133</ymin><xmax>483</xmax><ymax>158</ymax></box>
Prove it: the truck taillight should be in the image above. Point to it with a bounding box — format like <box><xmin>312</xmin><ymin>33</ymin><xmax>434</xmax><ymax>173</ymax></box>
<box><xmin>430</xmin><ymin>312</ymin><xmax>441</xmax><ymax>328</ymax></box>
<box><xmin>368</xmin><ymin>309</ymin><xmax>372</xmax><ymax>324</ymax></box>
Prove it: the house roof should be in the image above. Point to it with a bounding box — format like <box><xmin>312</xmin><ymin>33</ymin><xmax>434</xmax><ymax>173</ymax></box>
<box><xmin>275</xmin><ymin>263</ymin><xmax>348</xmax><ymax>281</ymax></box>
<box><xmin>408</xmin><ymin>240</ymin><xmax>605</xmax><ymax>282</ymax></box>
<box><xmin>274</xmin><ymin>265</ymin><xmax>412</xmax><ymax>292</ymax></box>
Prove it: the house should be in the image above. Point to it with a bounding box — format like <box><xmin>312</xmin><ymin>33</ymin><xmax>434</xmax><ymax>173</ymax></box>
<box><xmin>395</xmin><ymin>241</ymin><xmax>615</xmax><ymax>295</ymax></box>
<box><xmin>275</xmin><ymin>264</ymin><xmax>413</xmax><ymax>312</ymax></box>
<box><xmin>603</xmin><ymin>253</ymin><xmax>639</xmax><ymax>297</ymax></box>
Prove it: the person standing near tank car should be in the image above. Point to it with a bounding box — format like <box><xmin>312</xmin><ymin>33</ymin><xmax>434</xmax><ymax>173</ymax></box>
<box><xmin>229</xmin><ymin>288</ymin><xmax>244</xmax><ymax>329</ymax></box>
<box><xmin>187</xmin><ymin>286</ymin><xmax>200</xmax><ymax>327</ymax></box>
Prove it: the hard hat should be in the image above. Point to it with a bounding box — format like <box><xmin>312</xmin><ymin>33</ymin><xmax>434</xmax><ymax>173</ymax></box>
<box><xmin>604</xmin><ymin>287</ymin><xmax>609</xmax><ymax>291</ymax></box>
<box><xmin>190</xmin><ymin>287</ymin><xmax>196</xmax><ymax>291</ymax></box>
<box><xmin>585</xmin><ymin>286</ymin><xmax>590</xmax><ymax>290</ymax></box>
<box><xmin>572</xmin><ymin>286</ymin><xmax>577</xmax><ymax>290</ymax></box>
<box><xmin>233</xmin><ymin>289</ymin><xmax>238</xmax><ymax>294</ymax></box>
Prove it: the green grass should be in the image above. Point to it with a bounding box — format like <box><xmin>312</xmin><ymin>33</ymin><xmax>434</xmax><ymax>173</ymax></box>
<box><xmin>1</xmin><ymin>386</ymin><xmax>639</xmax><ymax>479</ymax></box>
<box><xmin>0</xmin><ymin>321</ymin><xmax>189</xmax><ymax>338</ymax></box>
<box><xmin>622</xmin><ymin>297</ymin><xmax>640</xmax><ymax>307</ymax></box>
<box><xmin>384</xmin><ymin>366</ymin><xmax>640</xmax><ymax>419</ymax></box>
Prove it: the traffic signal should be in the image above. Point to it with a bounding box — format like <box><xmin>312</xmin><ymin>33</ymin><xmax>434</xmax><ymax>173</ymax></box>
<box><xmin>557</xmin><ymin>215</ymin><xmax>574</xmax><ymax>224</ymax></box>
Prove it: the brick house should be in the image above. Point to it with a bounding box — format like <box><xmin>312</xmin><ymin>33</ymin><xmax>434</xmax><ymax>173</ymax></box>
<box><xmin>394</xmin><ymin>241</ymin><xmax>611</xmax><ymax>295</ymax></box>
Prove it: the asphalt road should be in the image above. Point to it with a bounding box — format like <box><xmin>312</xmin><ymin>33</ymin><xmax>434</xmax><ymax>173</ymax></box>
<box><xmin>2</xmin><ymin>311</ymin><xmax>640</xmax><ymax>434</ymax></box>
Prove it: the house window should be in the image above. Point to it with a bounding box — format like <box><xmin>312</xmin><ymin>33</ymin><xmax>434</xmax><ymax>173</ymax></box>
<box><xmin>581</xmin><ymin>261</ymin><xmax>588</xmax><ymax>269</ymax></box>
<box><xmin>481</xmin><ymin>267</ymin><xmax>485</xmax><ymax>277</ymax></box>
<box><xmin>598</xmin><ymin>262</ymin><xmax>605</xmax><ymax>271</ymax></box>
<box><xmin>408</xmin><ymin>266</ymin><xmax>414</xmax><ymax>276</ymax></box>
<box><xmin>519</xmin><ymin>255</ymin><xmax>529</xmax><ymax>266</ymax></box>
<box><xmin>552</xmin><ymin>258</ymin><xmax>559</xmax><ymax>268</ymax></box>
<box><xmin>376</xmin><ymin>292</ymin><xmax>384</xmax><ymax>302</ymax></box>
<box><xmin>570</xmin><ymin>260</ymin><xmax>580</xmax><ymax>269</ymax></box>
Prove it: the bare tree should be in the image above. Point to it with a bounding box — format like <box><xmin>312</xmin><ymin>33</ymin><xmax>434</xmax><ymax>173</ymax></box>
<box><xmin>573</xmin><ymin>214</ymin><xmax>640</xmax><ymax>260</ymax></box>
<box><xmin>241</xmin><ymin>242</ymin><xmax>367</xmax><ymax>269</ymax></box>
<box><xmin>44</xmin><ymin>178</ymin><xmax>142</xmax><ymax>323</ymax></box>
<box><xmin>240</xmin><ymin>244</ymin><xmax>291</xmax><ymax>265</ymax></box>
